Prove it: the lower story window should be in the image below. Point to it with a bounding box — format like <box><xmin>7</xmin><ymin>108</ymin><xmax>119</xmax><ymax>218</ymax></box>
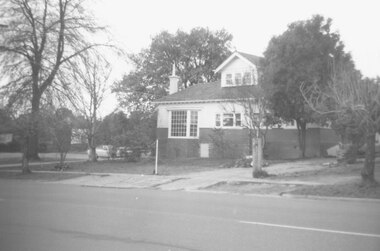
<box><xmin>190</xmin><ymin>111</ymin><xmax>198</xmax><ymax>137</ymax></box>
<box><xmin>216</xmin><ymin>113</ymin><xmax>242</xmax><ymax>127</ymax></box>
<box><xmin>170</xmin><ymin>110</ymin><xmax>198</xmax><ymax>138</ymax></box>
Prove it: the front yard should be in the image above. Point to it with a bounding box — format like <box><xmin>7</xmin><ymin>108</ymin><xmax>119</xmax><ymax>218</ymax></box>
<box><xmin>0</xmin><ymin>155</ymin><xmax>229</xmax><ymax>175</ymax></box>
<box><xmin>207</xmin><ymin>158</ymin><xmax>380</xmax><ymax>199</ymax></box>
<box><xmin>1</xmin><ymin>152</ymin><xmax>379</xmax><ymax>199</ymax></box>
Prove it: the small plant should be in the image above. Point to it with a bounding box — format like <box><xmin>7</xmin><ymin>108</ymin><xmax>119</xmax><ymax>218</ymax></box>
<box><xmin>54</xmin><ymin>163</ymin><xmax>70</xmax><ymax>171</ymax></box>
<box><xmin>253</xmin><ymin>169</ymin><xmax>269</xmax><ymax>178</ymax></box>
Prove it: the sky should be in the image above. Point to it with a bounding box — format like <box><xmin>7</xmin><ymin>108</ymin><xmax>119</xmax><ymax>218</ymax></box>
<box><xmin>92</xmin><ymin>0</ymin><xmax>380</xmax><ymax>116</ymax></box>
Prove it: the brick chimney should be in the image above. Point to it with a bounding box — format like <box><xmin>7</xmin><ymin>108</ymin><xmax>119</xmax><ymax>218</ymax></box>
<box><xmin>169</xmin><ymin>63</ymin><xmax>180</xmax><ymax>95</ymax></box>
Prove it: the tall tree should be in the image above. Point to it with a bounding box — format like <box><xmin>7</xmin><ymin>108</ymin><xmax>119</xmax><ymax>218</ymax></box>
<box><xmin>261</xmin><ymin>15</ymin><xmax>352</xmax><ymax>158</ymax></box>
<box><xmin>112</xmin><ymin>27</ymin><xmax>233</xmax><ymax>113</ymax></box>
<box><xmin>0</xmin><ymin>0</ymin><xmax>106</xmax><ymax>161</ymax></box>
<box><xmin>301</xmin><ymin>65</ymin><xmax>380</xmax><ymax>185</ymax></box>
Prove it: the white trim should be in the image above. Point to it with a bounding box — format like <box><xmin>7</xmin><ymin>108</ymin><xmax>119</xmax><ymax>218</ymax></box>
<box><xmin>168</xmin><ymin>110</ymin><xmax>199</xmax><ymax>139</ymax></box>
<box><xmin>215</xmin><ymin>112</ymin><xmax>243</xmax><ymax>129</ymax></box>
<box><xmin>214</xmin><ymin>52</ymin><xmax>257</xmax><ymax>73</ymax></box>
<box><xmin>166</xmin><ymin>107</ymin><xmax>202</xmax><ymax>111</ymax></box>
<box><xmin>154</xmin><ymin>98</ymin><xmax>252</xmax><ymax>105</ymax></box>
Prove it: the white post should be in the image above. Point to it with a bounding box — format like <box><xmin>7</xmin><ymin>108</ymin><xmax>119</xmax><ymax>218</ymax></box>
<box><xmin>154</xmin><ymin>139</ymin><xmax>159</xmax><ymax>175</ymax></box>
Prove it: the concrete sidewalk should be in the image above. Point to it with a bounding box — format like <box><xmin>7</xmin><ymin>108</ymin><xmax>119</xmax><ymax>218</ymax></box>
<box><xmin>50</xmin><ymin>166</ymin><xmax>327</xmax><ymax>191</ymax></box>
<box><xmin>0</xmin><ymin>157</ymin><xmax>364</xmax><ymax>192</ymax></box>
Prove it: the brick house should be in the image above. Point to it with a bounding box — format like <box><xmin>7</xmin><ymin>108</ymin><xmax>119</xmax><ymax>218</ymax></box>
<box><xmin>153</xmin><ymin>51</ymin><xmax>339</xmax><ymax>159</ymax></box>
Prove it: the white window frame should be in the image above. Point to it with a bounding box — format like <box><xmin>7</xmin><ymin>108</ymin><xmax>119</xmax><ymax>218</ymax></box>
<box><xmin>235</xmin><ymin>73</ymin><xmax>242</xmax><ymax>85</ymax></box>
<box><xmin>225</xmin><ymin>73</ymin><xmax>233</xmax><ymax>86</ymax></box>
<box><xmin>224</xmin><ymin>71</ymin><xmax>256</xmax><ymax>87</ymax></box>
<box><xmin>215</xmin><ymin>113</ymin><xmax>243</xmax><ymax>128</ymax></box>
<box><xmin>243</xmin><ymin>72</ymin><xmax>252</xmax><ymax>85</ymax></box>
<box><xmin>169</xmin><ymin>110</ymin><xmax>199</xmax><ymax>139</ymax></box>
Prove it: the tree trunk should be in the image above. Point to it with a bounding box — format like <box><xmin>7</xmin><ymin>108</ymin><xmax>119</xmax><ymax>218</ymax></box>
<box><xmin>361</xmin><ymin>125</ymin><xmax>377</xmax><ymax>185</ymax></box>
<box><xmin>88</xmin><ymin>146</ymin><xmax>97</xmax><ymax>162</ymax></box>
<box><xmin>21</xmin><ymin>137</ymin><xmax>31</xmax><ymax>174</ymax></box>
<box><xmin>252</xmin><ymin>137</ymin><xmax>264</xmax><ymax>177</ymax></box>
<box><xmin>88</xmin><ymin>134</ymin><xmax>97</xmax><ymax>162</ymax></box>
<box><xmin>27</xmin><ymin>94</ymin><xmax>41</xmax><ymax>160</ymax></box>
<box><xmin>296</xmin><ymin>119</ymin><xmax>307</xmax><ymax>158</ymax></box>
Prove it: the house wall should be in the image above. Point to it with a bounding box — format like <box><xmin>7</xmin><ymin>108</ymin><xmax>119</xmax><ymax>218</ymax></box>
<box><xmin>157</xmin><ymin>103</ymin><xmax>339</xmax><ymax>159</ymax></box>
<box><xmin>156</xmin><ymin>128</ymin><xmax>199</xmax><ymax>158</ymax></box>
<box><xmin>157</xmin><ymin>124</ymin><xmax>339</xmax><ymax>160</ymax></box>
<box><xmin>158</xmin><ymin>102</ymin><xmax>247</xmax><ymax>129</ymax></box>
<box><xmin>220</xmin><ymin>57</ymin><xmax>258</xmax><ymax>87</ymax></box>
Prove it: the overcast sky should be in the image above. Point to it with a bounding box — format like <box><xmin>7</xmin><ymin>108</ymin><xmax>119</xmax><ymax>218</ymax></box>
<box><xmin>92</xmin><ymin>0</ymin><xmax>380</xmax><ymax>115</ymax></box>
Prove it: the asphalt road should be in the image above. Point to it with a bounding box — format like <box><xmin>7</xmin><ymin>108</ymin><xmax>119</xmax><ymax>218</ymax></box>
<box><xmin>0</xmin><ymin>180</ymin><xmax>379</xmax><ymax>251</ymax></box>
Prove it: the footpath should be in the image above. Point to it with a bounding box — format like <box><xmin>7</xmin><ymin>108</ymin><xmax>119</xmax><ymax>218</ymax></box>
<box><xmin>50</xmin><ymin>168</ymin><xmax>324</xmax><ymax>191</ymax></box>
<box><xmin>29</xmin><ymin>159</ymin><xmax>359</xmax><ymax>192</ymax></box>
<box><xmin>1</xmin><ymin>156</ymin><xmax>379</xmax><ymax>201</ymax></box>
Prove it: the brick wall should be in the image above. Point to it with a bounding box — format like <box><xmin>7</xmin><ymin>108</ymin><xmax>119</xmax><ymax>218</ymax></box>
<box><xmin>156</xmin><ymin>127</ymin><xmax>339</xmax><ymax>160</ymax></box>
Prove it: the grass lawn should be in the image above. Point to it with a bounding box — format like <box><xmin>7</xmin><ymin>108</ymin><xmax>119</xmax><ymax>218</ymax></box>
<box><xmin>0</xmin><ymin>172</ymin><xmax>87</xmax><ymax>181</ymax></box>
<box><xmin>289</xmin><ymin>182</ymin><xmax>380</xmax><ymax>199</ymax></box>
<box><xmin>0</xmin><ymin>157</ymin><xmax>230</xmax><ymax>175</ymax></box>
<box><xmin>206</xmin><ymin>159</ymin><xmax>380</xmax><ymax>199</ymax></box>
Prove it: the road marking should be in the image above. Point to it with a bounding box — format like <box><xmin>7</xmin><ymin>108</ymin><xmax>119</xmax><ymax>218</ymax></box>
<box><xmin>239</xmin><ymin>220</ymin><xmax>380</xmax><ymax>238</ymax></box>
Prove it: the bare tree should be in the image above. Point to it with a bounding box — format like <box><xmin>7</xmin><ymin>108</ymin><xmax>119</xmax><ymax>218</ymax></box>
<box><xmin>0</xmin><ymin>0</ymin><xmax>107</xmax><ymax>164</ymax></box>
<box><xmin>223</xmin><ymin>86</ymin><xmax>274</xmax><ymax>177</ymax></box>
<box><xmin>62</xmin><ymin>56</ymin><xmax>110</xmax><ymax>162</ymax></box>
<box><xmin>301</xmin><ymin>65</ymin><xmax>380</xmax><ymax>185</ymax></box>
<box><xmin>237</xmin><ymin>89</ymin><xmax>273</xmax><ymax>178</ymax></box>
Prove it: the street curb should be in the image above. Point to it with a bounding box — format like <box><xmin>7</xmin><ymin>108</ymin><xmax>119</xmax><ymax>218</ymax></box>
<box><xmin>190</xmin><ymin>188</ymin><xmax>380</xmax><ymax>203</ymax></box>
<box><xmin>280</xmin><ymin>193</ymin><xmax>380</xmax><ymax>203</ymax></box>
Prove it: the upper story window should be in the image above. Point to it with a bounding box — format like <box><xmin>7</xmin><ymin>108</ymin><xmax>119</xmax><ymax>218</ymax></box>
<box><xmin>224</xmin><ymin>71</ymin><xmax>255</xmax><ymax>87</ymax></box>
<box><xmin>170</xmin><ymin>110</ymin><xmax>198</xmax><ymax>138</ymax></box>
<box><xmin>226</xmin><ymin>74</ymin><xmax>233</xmax><ymax>86</ymax></box>
<box><xmin>243</xmin><ymin>72</ymin><xmax>252</xmax><ymax>85</ymax></box>
<box><xmin>235</xmin><ymin>73</ymin><xmax>242</xmax><ymax>85</ymax></box>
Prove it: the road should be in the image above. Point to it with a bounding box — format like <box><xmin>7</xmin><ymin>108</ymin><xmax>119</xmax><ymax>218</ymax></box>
<box><xmin>0</xmin><ymin>180</ymin><xmax>379</xmax><ymax>251</ymax></box>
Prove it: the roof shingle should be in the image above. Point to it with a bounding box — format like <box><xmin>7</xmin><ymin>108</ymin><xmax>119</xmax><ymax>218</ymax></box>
<box><xmin>154</xmin><ymin>81</ymin><xmax>260</xmax><ymax>104</ymax></box>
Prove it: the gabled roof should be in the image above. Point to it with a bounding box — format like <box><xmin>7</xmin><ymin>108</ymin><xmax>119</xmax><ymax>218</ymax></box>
<box><xmin>153</xmin><ymin>81</ymin><xmax>260</xmax><ymax>104</ymax></box>
<box><xmin>214</xmin><ymin>51</ymin><xmax>262</xmax><ymax>73</ymax></box>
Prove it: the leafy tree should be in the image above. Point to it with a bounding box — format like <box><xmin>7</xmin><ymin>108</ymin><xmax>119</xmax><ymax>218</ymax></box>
<box><xmin>0</xmin><ymin>0</ymin><xmax>107</xmax><ymax>160</ymax></box>
<box><xmin>97</xmin><ymin>111</ymin><xmax>129</xmax><ymax>146</ymax></box>
<box><xmin>261</xmin><ymin>15</ymin><xmax>352</xmax><ymax>158</ymax></box>
<box><xmin>0</xmin><ymin>108</ymin><xmax>13</xmax><ymax>133</ymax></box>
<box><xmin>47</xmin><ymin>107</ymin><xmax>73</xmax><ymax>169</ymax></box>
<box><xmin>112</xmin><ymin>27</ymin><xmax>233</xmax><ymax>113</ymax></box>
<box><xmin>97</xmin><ymin>111</ymin><xmax>156</xmax><ymax>153</ymax></box>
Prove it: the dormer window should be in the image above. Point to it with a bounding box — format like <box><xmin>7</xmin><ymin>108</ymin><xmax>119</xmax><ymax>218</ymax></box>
<box><xmin>243</xmin><ymin>72</ymin><xmax>252</xmax><ymax>85</ymax></box>
<box><xmin>235</xmin><ymin>73</ymin><xmax>242</xmax><ymax>85</ymax></box>
<box><xmin>223</xmin><ymin>71</ymin><xmax>256</xmax><ymax>87</ymax></box>
<box><xmin>226</xmin><ymin>74</ymin><xmax>233</xmax><ymax>86</ymax></box>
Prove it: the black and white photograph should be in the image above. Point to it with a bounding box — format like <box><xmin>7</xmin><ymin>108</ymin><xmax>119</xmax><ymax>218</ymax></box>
<box><xmin>0</xmin><ymin>0</ymin><xmax>379</xmax><ymax>250</ymax></box>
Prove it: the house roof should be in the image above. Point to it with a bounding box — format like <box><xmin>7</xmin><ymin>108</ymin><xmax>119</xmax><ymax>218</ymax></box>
<box><xmin>214</xmin><ymin>51</ymin><xmax>262</xmax><ymax>73</ymax></box>
<box><xmin>237</xmin><ymin>51</ymin><xmax>261</xmax><ymax>65</ymax></box>
<box><xmin>154</xmin><ymin>81</ymin><xmax>260</xmax><ymax>104</ymax></box>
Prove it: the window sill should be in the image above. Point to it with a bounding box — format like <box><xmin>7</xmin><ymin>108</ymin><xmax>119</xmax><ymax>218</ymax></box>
<box><xmin>168</xmin><ymin>136</ymin><xmax>199</xmax><ymax>139</ymax></box>
<box><xmin>214</xmin><ymin>126</ymin><xmax>243</xmax><ymax>130</ymax></box>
